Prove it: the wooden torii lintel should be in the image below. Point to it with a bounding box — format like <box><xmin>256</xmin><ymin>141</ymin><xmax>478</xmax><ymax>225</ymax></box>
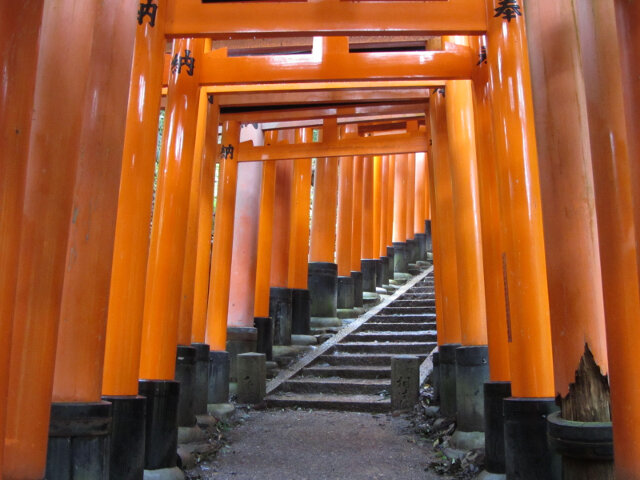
<box><xmin>164</xmin><ymin>0</ymin><xmax>487</xmax><ymax>38</ymax></box>
<box><xmin>236</xmin><ymin>132</ymin><xmax>427</xmax><ymax>162</ymax></box>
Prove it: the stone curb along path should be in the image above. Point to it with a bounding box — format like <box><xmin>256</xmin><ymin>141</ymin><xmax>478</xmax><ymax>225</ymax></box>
<box><xmin>265</xmin><ymin>267</ymin><xmax>436</xmax><ymax>413</ymax></box>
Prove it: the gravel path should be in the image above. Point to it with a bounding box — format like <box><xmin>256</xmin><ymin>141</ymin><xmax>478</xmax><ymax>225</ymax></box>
<box><xmin>192</xmin><ymin>409</ymin><xmax>449</xmax><ymax>480</ymax></box>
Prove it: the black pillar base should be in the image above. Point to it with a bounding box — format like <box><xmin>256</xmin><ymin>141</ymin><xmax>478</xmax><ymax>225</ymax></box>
<box><xmin>102</xmin><ymin>395</ymin><xmax>146</xmax><ymax>480</ymax></box>
<box><xmin>484</xmin><ymin>381</ymin><xmax>511</xmax><ymax>474</ymax></box>
<box><xmin>425</xmin><ymin>220</ymin><xmax>432</xmax><ymax>252</ymax></box>
<box><xmin>504</xmin><ymin>397</ymin><xmax>561</xmax><ymax>480</ymax></box>
<box><xmin>392</xmin><ymin>241</ymin><xmax>409</xmax><ymax>273</ymax></box>
<box><xmin>414</xmin><ymin>233</ymin><xmax>427</xmax><ymax>261</ymax></box>
<box><xmin>308</xmin><ymin>262</ymin><xmax>338</xmax><ymax>317</ymax></box>
<box><xmin>456</xmin><ymin>345</ymin><xmax>489</xmax><ymax>432</ymax></box>
<box><xmin>192</xmin><ymin>343</ymin><xmax>210</xmax><ymax>415</ymax></box>
<box><xmin>350</xmin><ymin>271</ymin><xmax>364</xmax><ymax>307</ymax></box>
<box><xmin>386</xmin><ymin>246</ymin><xmax>395</xmax><ymax>281</ymax></box>
<box><xmin>291</xmin><ymin>288</ymin><xmax>311</xmax><ymax>335</ymax></box>
<box><xmin>377</xmin><ymin>257</ymin><xmax>389</xmax><ymax>287</ymax></box>
<box><xmin>138</xmin><ymin>380</ymin><xmax>180</xmax><ymax>471</ymax></box>
<box><xmin>226</xmin><ymin>327</ymin><xmax>257</xmax><ymax>381</ymax></box>
<box><xmin>254</xmin><ymin>317</ymin><xmax>273</xmax><ymax>361</ymax></box>
<box><xmin>269</xmin><ymin>287</ymin><xmax>293</xmax><ymax>345</ymax></box>
<box><xmin>337</xmin><ymin>276</ymin><xmax>355</xmax><ymax>309</ymax></box>
<box><xmin>46</xmin><ymin>401</ymin><xmax>112</xmax><ymax>480</ymax></box>
<box><xmin>207</xmin><ymin>351</ymin><xmax>230</xmax><ymax>404</ymax></box>
<box><xmin>406</xmin><ymin>238</ymin><xmax>417</xmax><ymax>264</ymax></box>
<box><xmin>361</xmin><ymin>259</ymin><xmax>378</xmax><ymax>293</ymax></box>
<box><xmin>175</xmin><ymin>345</ymin><xmax>196</xmax><ymax>427</ymax></box>
<box><xmin>439</xmin><ymin>343</ymin><xmax>461</xmax><ymax>417</ymax></box>
<box><xmin>431</xmin><ymin>351</ymin><xmax>440</xmax><ymax>404</ymax></box>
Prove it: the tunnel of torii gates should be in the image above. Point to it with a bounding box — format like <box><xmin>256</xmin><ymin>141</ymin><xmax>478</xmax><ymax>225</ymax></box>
<box><xmin>1</xmin><ymin>0</ymin><xmax>639</xmax><ymax>479</ymax></box>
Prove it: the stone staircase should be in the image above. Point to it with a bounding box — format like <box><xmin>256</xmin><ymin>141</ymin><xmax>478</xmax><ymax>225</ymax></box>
<box><xmin>266</xmin><ymin>271</ymin><xmax>436</xmax><ymax>412</ymax></box>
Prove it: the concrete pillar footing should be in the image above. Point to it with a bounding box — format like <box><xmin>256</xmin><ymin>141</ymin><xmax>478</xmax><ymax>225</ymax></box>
<box><xmin>455</xmin><ymin>345</ymin><xmax>489</xmax><ymax>432</ymax></box>
<box><xmin>391</xmin><ymin>355</ymin><xmax>421</xmax><ymax>411</ymax></box>
<box><xmin>143</xmin><ymin>467</ymin><xmax>185</xmax><ymax>480</ymax></box>
<box><xmin>207</xmin><ymin>351</ymin><xmax>230</xmax><ymax>404</ymax></box>
<box><xmin>268</xmin><ymin>287</ymin><xmax>293</xmax><ymax>346</ymax></box>
<box><xmin>438</xmin><ymin>343</ymin><xmax>461</xmax><ymax>417</ymax></box>
<box><xmin>176</xmin><ymin>345</ymin><xmax>197</xmax><ymax>427</ymax></box>
<box><xmin>226</xmin><ymin>327</ymin><xmax>258</xmax><ymax>381</ymax></box>
<box><xmin>102</xmin><ymin>395</ymin><xmax>146</xmax><ymax>480</ymax></box>
<box><xmin>236</xmin><ymin>353</ymin><xmax>266</xmax><ymax>405</ymax></box>
<box><xmin>192</xmin><ymin>343</ymin><xmax>210</xmax><ymax>415</ymax></box>
<box><xmin>308</xmin><ymin>262</ymin><xmax>338</xmax><ymax>318</ymax></box>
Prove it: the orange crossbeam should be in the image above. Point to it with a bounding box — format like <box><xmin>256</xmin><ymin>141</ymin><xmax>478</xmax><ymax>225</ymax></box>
<box><xmin>164</xmin><ymin>0</ymin><xmax>487</xmax><ymax>38</ymax></box>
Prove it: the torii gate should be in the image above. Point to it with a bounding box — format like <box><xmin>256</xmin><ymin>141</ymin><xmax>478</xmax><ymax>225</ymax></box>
<box><xmin>2</xmin><ymin>1</ymin><xmax>638</xmax><ymax>479</ymax></box>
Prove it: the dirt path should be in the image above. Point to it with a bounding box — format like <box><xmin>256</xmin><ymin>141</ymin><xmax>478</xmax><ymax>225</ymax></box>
<box><xmin>189</xmin><ymin>408</ymin><xmax>451</xmax><ymax>480</ymax></box>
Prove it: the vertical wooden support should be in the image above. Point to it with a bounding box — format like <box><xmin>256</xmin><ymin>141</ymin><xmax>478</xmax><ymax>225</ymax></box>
<box><xmin>414</xmin><ymin>153</ymin><xmax>427</xmax><ymax>235</ymax></box>
<box><xmin>228</xmin><ymin>140</ymin><xmax>264</xmax><ymax>328</ymax></box>
<box><xmin>444</xmin><ymin>73</ymin><xmax>488</xmax><ymax>347</ymax></box>
<box><xmin>336</xmin><ymin>156</ymin><xmax>354</xmax><ymax>277</ymax></box>
<box><xmin>470</xmin><ymin>36</ymin><xmax>511</xmax><ymax>382</ymax></box>
<box><xmin>379</xmin><ymin>156</ymin><xmax>390</xmax><ymax>257</ymax></box>
<box><xmin>254</xmin><ymin>132</ymin><xmax>278</xmax><ymax>317</ymax></box>
<box><xmin>405</xmin><ymin>154</ymin><xmax>416</xmax><ymax>241</ymax></box>
<box><xmin>52</xmin><ymin>0</ymin><xmax>138</xmax><ymax>402</ymax></box>
<box><xmin>572</xmin><ymin>3</ymin><xmax>640</xmax><ymax>477</ymax></box>
<box><xmin>139</xmin><ymin>38</ymin><xmax>204</xmax><ymax>380</ymax></box>
<box><xmin>0</xmin><ymin>2</ymin><xmax>44</xmax><ymax>474</ymax></box>
<box><xmin>351</xmin><ymin>156</ymin><xmax>365</xmax><ymax>271</ymax></box>
<box><xmin>309</xmin><ymin>123</ymin><xmax>339</xmax><ymax>264</ymax></box>
<box><xmin>361</xmin><ymin>156</ymin><xmax>375</xmax><ymax>259</ymax></box>
<box><xmin>372</xmin><ymin>155</ymin><xmax>383</xmax><ymax>257</ymax></box>
<box><xmin>486</xmin><ymin>0</ymin><xmax>555</xmax><ymax>399</ymax></box>
<box><xmin>270</xmin><ymin>158</ymin><xmax>294</xmax><ymax>287</ymax></box>
<box><xmin>288</xmin><ymin>128</ymin><xmax>313</xmax><ymax>288</ymax></box>
<box><xmin>192</xmin><ymin>98</ymin><xmax>220</xmax><ymax>343</ymax></box>
<box><xmin>392</xmin><ymin>155</ymin><xmax>408</xmax><ymax>243</ymax></box>
<box><xmin>178</xmin><ymin>89</ymin><xmax>209</xmax><ymax>346</ymax></box>
<box><xmin>103</xmin><ymin>0</ymin><xmax>167</xmax><ymax>396</ymax></box>
<box><xmin>386</xmin><ymin>156</ymin><xmax>396</xmax><ymax>249</ymax></box>
<box><xmin>205</xmin><ymin>121</ymin><xmax>241</xmax><ymax>350</ymax></box>
<box><xmin>424</xmin><ymin>153</ymin><xmax>432</xmax><ymax>222</ymax></box>
<box><xmin>3</xmin><ymin>1</ymin><xmax>101</xmax><ymax>476</ymax></box>
<box><xmin>429</xmin><ymin>93</ymin><xmax>462</xmax><ymax>344</ymax></box>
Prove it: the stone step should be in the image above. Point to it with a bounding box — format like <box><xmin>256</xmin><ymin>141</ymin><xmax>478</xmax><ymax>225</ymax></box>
<box><xmin>279</xmin><ymin>377</ymin><xmax>390</xmax><ymax>395</ymax></box>
<box><xmin>313</xmin><ymin>353</ymin><xmax>429</xmax><ymax>366</ymax></box>
<box><xmin>331</xmin><ymin>341</ymin><xmax>436</xmax><ymax>355</ymax></box>
<box><xmin>359</xmin><ymin>322</ymin><xmax>437</xmax><ymax>332</ymax></box>
<box><xmin>380</xmin><ymin>306</ymin><xmax>435</xmax><ymax>315</ymax></box>
<box><xmin>369</xmin><ymin>314</ymin><xmax>436</xmax><ymax>323</ymax></box>
<box><xmin>390</xmin><ymin>299</ymin><xmax>435</xmax><ymax>307</ymax></box>
<box><xmin>265</xmin><ymin>392</ymin><xmax>390</xmax><ymax>413</ymax></box>
<box><xmin>301</xmin><ymin>365</ymin><xmax>392</xmax><ymax>379</ymax></box>
<box><xmin>343</xmin><ymin>331</ymin><xmax>437</xmax><ymax>343</ymax></box>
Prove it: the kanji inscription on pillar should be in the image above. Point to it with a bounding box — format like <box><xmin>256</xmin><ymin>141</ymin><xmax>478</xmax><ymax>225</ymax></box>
<box><xmin>220</xmin><ymin>144</ymin><xmax>235</xmax><ymax>160</ymax></box>
<box><xmin>137</xmin><ymin>0</ymin><xmax>158</xmax><ymax>27</ymax></box>
<box><xmin>494</xmin><ymin>0</ymin><xmax>522</xmax><ymax>21</ymax></box>
<box><xmin>171</xmin><ymin>50</ymin><xmax>195</xmax><ymax>76</ymax></box>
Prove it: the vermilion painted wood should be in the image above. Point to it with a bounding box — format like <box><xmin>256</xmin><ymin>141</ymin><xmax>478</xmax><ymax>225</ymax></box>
<box><xmin>414</xmin><ymin>153</ymin><xmax>427</xmax><ymax>235</ymax></box>
<box><xmin>350</xmin><ymin>156</ymin><xmax>364</xmax><ymax>272</ymax></box>
<box><xmin>405</xmin><ymin>153</ymin><xmax>416</xmax><ymax>241</ymax></box>
<box><xmin>336</xmin><ymin>157</ymin><xmax>355</xmax><ymax>277</ymax></box>
<box><xmin>486</xmin><ymin>0</ymin><xmax>554</xmax><ymax>398</ymax></box>
<box><xmin>361</xmin><ymin>156</ymin><xmax>375</xmax><ymax>259</ymax></box>
<box><xmin>378</xmin><ymin>156</ymin><xmax>390</xmax><ymax>257</ymax></box>
<box><xmin>392</xmin><ymin>154</ymin><xmax>408</xmax><ymax>243</ymax></box>
<box><xmin>3</xmin><ymin>0</ymin><xmax>101</xmax><ymax>476</ymax></box>
<box><xmin>102</xmin><ymin>0</ymin><xmax>168</xmax><ymax>396</ymax></box>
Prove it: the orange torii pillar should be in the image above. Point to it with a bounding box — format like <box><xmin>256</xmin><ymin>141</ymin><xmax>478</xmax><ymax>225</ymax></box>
<box><xmin>429</xmin><ymin>92</ymin><xmax>462</xmax><ymax>418</ymax></box>
<box><xmin>404</xmin><ymin>153</ymin><xmax>418</xmax><ymax>264</ymax></box>
<box><xmin>0</xmin><ymin>4</ymin><xmax>43</xmax><ymax>477</ymax></box>
<box><xmin>2</xmin><ymin>1</ymin><xmax>102</xmax><ymax>477</ymax></box>
<box><xmin>288</xmin><ymin>128</ymin><xmax>313</xmax><ymax>336</ymax></box>
<box><xmin>444</xmin><ymin>68</ymin><xmax>490</xmax><ymax>439</ymax></box>
<box><xmin>470</xmin><ymin>36</ymin><xmax>512</xmax><ymax>476</ymax></box>
<box><xmin>138</xmin><ymin>37</ymin><xmax>204</xmax><ymax>472</ymax></box>
<box><xmin>524</xmin><ymin>6</ymin><xmax>612</xmax><ymax>477</ymax></box>
<box><xmin>205</xmin><ymin>120</ymin><xmax>241</xmax><ymax>398</ymax></box>
<box><xmin>336</xmin><ymin>156</ymin><xmax>357</xmax><ymax>316</ymax></box>
<box><xmin>392</xmin><ymin>154</ymin><xmax>410</xmax><ymax>274</ymax></box>
<box><xmin>101</xmin><ymin>2</ymin><xmax>167</xmax><ymax>477</ymax></box>
<box><xmin>371</xmin><ymin>155</ymin><xmax>386</xmax><ymax>289</ymax></box>
<box><xmin>384</xmin><ymin>155</ymin><xmax>397</xmax><ymax>281</ymax></box>
<box><xmin>360</xmin><ymin>155</ymin><xmax>378</xmax><ymax>293</ymax></box>
<box><xmin>413</xmin><ymin>152</ymin><xmax>429</xmax><ymax>261</ymax></box>
<box><xmin>485</xmin><ymin>2</ymin><xmax>557</xmax><ymax>476</ymax></box>
<box><xmin>377</xmin><ymin>155</ymin><xmax>393</xmax><ymax>287</ymax></box>
<box><xmin>267</xmin><ymin>130</ymin><xmax>295</xmax><ymax>351</ymax></box>
<box><xmin>47</xmin><ymin>3</ymin><xmax>137</xmax><ymax>477</ymax></box>
<box><xmin>226</xmin><ymin>125</ymin><xmax>264</xmax><ymax>379</ymax></box>
<box><xmin>308</xmin><ymin>133</ymin><xmax>340</xmax><ymax>330</ymax></box>
<box><xmin>422</xmin><ymin>152</ymin><xmax>433</xmax><ymax>253</ymax></box>
<box><xmin>253</xmin><ymin>131</ymin><xmax>278</xmax><ymax>367</ymax></box>
<box><xmin>350</xmin><ymin>156</ymin><xmax>365</xmax><ymax>308</ymax></box>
